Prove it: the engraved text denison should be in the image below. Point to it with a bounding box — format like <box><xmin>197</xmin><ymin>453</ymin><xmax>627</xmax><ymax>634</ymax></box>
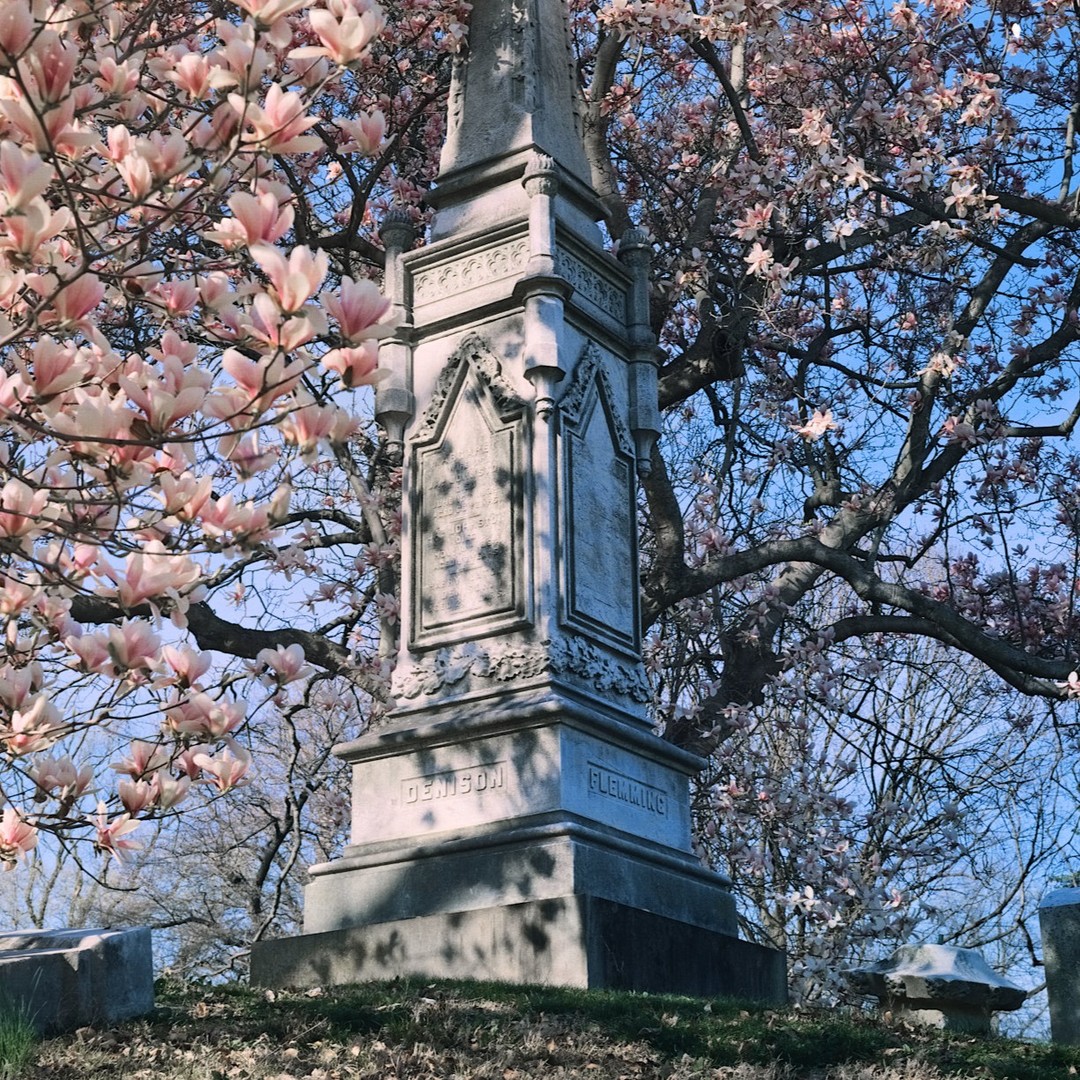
<box><xmin>402</xmin><ymin>762</ymin><xmax>507</xmax><ymax>804</ymax></box>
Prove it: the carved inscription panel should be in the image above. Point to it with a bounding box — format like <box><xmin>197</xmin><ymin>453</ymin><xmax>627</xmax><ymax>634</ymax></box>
<box><xmin>413</xmin><ymin>373</ymin><xmax>524</xmax><ymax>647</ymax></box>
<box><xmin>587</xmin><ymin>762</ymin><xmax>669</xmax><ymax>818</ymax></box>
<box><xmin>401</xmin><ymin>761</ymin><xmax>507</xmax><ymax>805</ymax></box>
<box><xmin>565</xmin><ymin>394</ymin><xmax>637</xmax><ymax>648</ymax></box>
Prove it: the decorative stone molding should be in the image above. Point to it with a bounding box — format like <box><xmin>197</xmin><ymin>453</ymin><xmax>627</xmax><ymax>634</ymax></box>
<box><xmin>413</xmin><ymin>238</ymin><xmax>530</xmax><ymax>305</ymax></box>
<box><xmin>413</xmin><ymin>335</ymin><xmax>525</xmax><ymax>443</ymax></box>
<box><xmin>555</xmin><ymin>247</ymin><xmax>625</xmax><ymax>320</ymax></box>
<box><xmin>560</xmin><ymin>342</ymin><xmax>635</xmax><ymax>457</ymax></box>
<box><xmin>394</xmin><ymin>637</ymin><xmax>652</xmax><ymax>703</ymax></box>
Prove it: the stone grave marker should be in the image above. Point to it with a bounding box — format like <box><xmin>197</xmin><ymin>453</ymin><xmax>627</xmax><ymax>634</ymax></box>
<box><xmin>847</xmin><ymin>944</ymin><xmax>1026</xmax><ymax>1033</ymax></box>
<box><xmin>0</xmin><ymin>927</ymin><xmax>153</xmax><ymax>1034</ymax></box>
<box><xmin>1040</xmin><ymin>887</ymin><xmax>1080</xmax><ymax>1044</ymax></box>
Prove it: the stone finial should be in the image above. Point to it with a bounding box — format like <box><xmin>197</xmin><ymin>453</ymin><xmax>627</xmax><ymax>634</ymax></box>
<box><xmin>379</xmin><ymin>207</ymin><xmax>416</xmax><ymax>253</ymax></box>
<box><xmin>437</xmin><ymin>0</ymin><xmax>593</xmax><ymax>187</ymax></box>
<box><xmin>523</xmin><ymin>152</ymin><xmax>559</xmax><ymax>197</ymax></box>
<box><xmin>618</xmin><ymin>226</ymin><xmax>651</xmax><ymax>263</ymax></box>
<box><xmin>847</xmin><ymin>944</ymin><xmax>1027</xmax><ymax>1034</ymax></box>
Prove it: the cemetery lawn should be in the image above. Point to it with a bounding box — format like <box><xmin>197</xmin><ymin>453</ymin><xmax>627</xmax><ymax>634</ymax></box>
<box><xmin>16</xmin><ymin>979</ymin><xmax>1080</xmax><ymax>1080</ymax></box>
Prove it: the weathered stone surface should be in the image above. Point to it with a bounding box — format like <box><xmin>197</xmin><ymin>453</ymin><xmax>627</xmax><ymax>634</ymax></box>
<box><xmin>337</xmin><ymin>709</ymin><xmax>695</xmax><ymax>854</ymax></box>
<box><xmin>0</xmin><ymin>927</ymin><xmax>153</xmax><ymax>1034</ymax></box>
<box><xmin>1040</xmin><ymin>887</ymin><xmax>1080</xmax><ymax>1044</ymax></box>
<box><xmin>302</xmin><ymin>830</ymin><xmax>736</xmax><ymax>936</ymax></box>
<box><xmin>252</xmin><ymin>897</ymin><xmax>786</xmax><ymax>1003</ymax></box>
<box><xmin>847</xmin><ymin>944</ymin><xmax>1026</xmax><ymax>1033</ymax></box>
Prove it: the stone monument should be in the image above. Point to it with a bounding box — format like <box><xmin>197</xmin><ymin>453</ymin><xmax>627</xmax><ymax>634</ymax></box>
<box><xmin>847</xmin><ymin>944</ymin><xmax>1026</xmax><ymax>1034</ymax></box>
<box><xmin>250</xmin><ymin>0</ymin><xmax>785</xmax><ymax>1001</ymax></box>
<box><xmin>0</xmin><ymin>927</ymin><xmax>154</xmax><ymax>1034</ymax></box>
<box><xmin>1040</xmin><ymin>887</ymin><xmax>1080</xmax><ymax>1044</ymax></box>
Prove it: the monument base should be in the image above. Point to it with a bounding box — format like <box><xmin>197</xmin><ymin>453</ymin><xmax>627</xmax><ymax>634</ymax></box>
<box><xmin>250</xmin><ymin>896</ymin><xmax>787</xmax><ymax>1002</ymax></box>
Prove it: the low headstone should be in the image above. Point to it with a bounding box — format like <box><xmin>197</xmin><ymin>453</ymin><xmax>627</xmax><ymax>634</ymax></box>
<box><xmin>847</xmin><ymin>944</ymin><xmax>1026</xmax><ymax>1033</ymax></box>
<box><xmin>1040</xmin><ymin>887</ymin><xmax>1080</xmax><ymax>1044</ymax></box>
<box><xmin>0</xmin><ymin>927</ymin><xmax>153</xmax><ymax>1034</ymax></box>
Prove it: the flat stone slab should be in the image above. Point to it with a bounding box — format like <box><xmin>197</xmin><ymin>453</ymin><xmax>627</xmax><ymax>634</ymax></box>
<box><xmin>0</xmin><ymin>927</ymin><xmax>153</xmax><ymax>1034</ymax></box>
<box><xmin>1040</xmin><ymin>888</ymin><xmax>1080</xmax><ymax>1044</ymax></box>
<box><xmin>847</xmin><ymin>944</ymin><xmax>1025</xmax><ymax>1033</ymax></box>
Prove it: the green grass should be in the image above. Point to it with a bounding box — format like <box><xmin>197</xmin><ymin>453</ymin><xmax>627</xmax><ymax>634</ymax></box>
<box><xmin>17</xmin><ymin>978</ymin><xmax>1080</xmax><ymax>1080</ymax></box>
<box><xmin>0</xmin><ymin>993</ymin><xmax>38</xmax><ymax>1080</ymax></box>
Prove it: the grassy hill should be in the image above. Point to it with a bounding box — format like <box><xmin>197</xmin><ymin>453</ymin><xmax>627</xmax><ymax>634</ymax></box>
<box><xmin>11</xmin><ymin>979</ymin><xmax>1080</xmax><ymax>1080</ymax></box>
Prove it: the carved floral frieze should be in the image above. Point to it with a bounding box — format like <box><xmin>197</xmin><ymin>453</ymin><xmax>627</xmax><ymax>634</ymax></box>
<box><xmin>413</xmin><ymin>238</ymin><xmax>530</xmax><ymax>305</ymax></box>
<box><xmin>393</xmin><ymin>637</ymin><xmax>652</xmax><ymax>703</ymax></box>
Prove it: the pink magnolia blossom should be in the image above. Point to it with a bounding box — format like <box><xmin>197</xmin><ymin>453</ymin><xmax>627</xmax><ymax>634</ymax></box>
<box><xmin>321</xmin><ymin>342</ymin><xmax>380</xmax><ymax>387</ymax></box>
<box><xmin>162</xmin><ymin>691</ymin><xmax>246</xmax><ymax>739</ymax></box>
<box><xmin>245</xmin><ymin>292</ymin><xmax>325</xmax><ymax>351</ymax></box>
<box><xmin>89</xmin><ymin>801</ymin><xmax>141</xmax><ymax>862</ymax></box>
<box><xmin>229</xmin><ymin>84</ymin><xmax>322</xmax><ymax>154</ymax></box>
<box><xmin>941</xmin><ymin>416</ymin><xmax>979</xmax><ymax>446</ymax></box>
<box><xmin>118</xmin><ymin>778</ymin><xmax>155</xmax><ymax>814</ymax></box>
<box><xmin>175</xmin><ymin>743</ymin><xmax>214</xmax><ymax>780</ymax></box>
<box><xmin>24</xmin><ymin>31</ymin><xmax>77</xmax><ymax>103</ymax></box>
<box><xmin>250</xmin><ymin>243</ymin><xmax>328</xmax><ymax>313</ymax></box>
<box><xmin>41</xmin><ymin>274</ymin><xmax>105</xmax><ymax>326</ymax></box>
<box><xmin>16</xmin><ymin>335</ymin><xmax>90</xmax><ymax>398</ymax></box>
<box><xmin>158</xmin><ymin>473</ymin><xmax>214</xmax><ymax>521</ymax></box>
<box><xmin>110</xmin><ymin>541</ymin><xmax>202</xmax><ymax>610</ymax></box>
<box><xmin>0</xmin><ymin>3</ymin><xmax>34</xmax><ymax>58</ymax></box>
<box><xmin>0</xmin><ymin>200</ymin><xmax>72</xmax><ymax>258</ymax></box>
<box><xmin>222</xmin><ymin>431</ymin><xmax>281</xmax><ymax>478</ymax></box>
<box><xmin>109</xmin><ymin>740</ymin><xmax>169</xmax><ymax>779</ymax></box>
<box><xmin>210</xmin><ymin>190</ymin><xmax>295</xmax><ymax>249</ymax></box>
<box><xmin>231</xmin><ymin>0</ymin><xmax>308</xmax><ymax>24</ymax></box>
<box><xmin>222</xmin><ymin>347</ymin><xmax>303</xmax><ymax>407</ymax></box>
<box><xmin>280</xmin><ymin>399</ymin><xmax>342</xmax><ymax>460</ymax></box>
<box><xmin>192</xmin><ymin>742</ymin><xmax>253</xmax><ymax>793</ymax></box>
<box><xmin>106</xmin><ymin>620</ymin><xmax>162</xmax><ymax>673</ymax></box>
<box><xmin>161</xmin><ymin>645</ymin><xmax>212</xmax><ymax>688</ymax></box>
<box><xmin>0</xmin><ymin>662</ymin><xmax>43</xmax><ymax>713</ymax></box>
<box><xmin>321</xmin><ymin>276</ymin><xmax>395</xmax><ymax>343</ymax></box>
<box><xmin>3</xmin><ymin>694</ymin><xmax>63</xmax><ymax>756</ymax></box>
<box><xmin>255</xmin><ymin>643</ymin><xmax>312</xmax><ymax>685</ymax></box>
<box><xmin>295</xmin><ymin>3</ymin><xmax>386</xmax><ymax>67</ymax></box>
<box><xmin>0</xmin><ymin>478</ymin><xmax>48</xmax><ymax>540</ymax></box>
<box><xmin>30</xmin><ymin>754</ymin><xmax>93</xmax><ymax>804</ymax></box>
<box><xmin>66</xmin><ymin>630</ymin><xmax>113</xmax><ymax>674</ymax></box>
<box><xmin>150</xmin><ymin>771</ymin><xmax>191</xmax><ymax>810</ymax></box>
<box><xmin>335</xmin><ymin>109</ymin><xmax>386</xmax><ymax>155</ymax></box>
<box><xmin>792</xmin><ymin>409</ymin><xmax>839</xmax><ymax>442</ymax></box>
<box><xmin>0</xmin><ymin>807</ymin><xmax>37</xmax><ymax>868</ymax></box>
<box><xmin>199</xmin><ymin>494</ymin><xmax>271</xmax><ymax>543</ymax></box>
<box><xmin>0</xmin><ymin>143</ymin><xmax>52</xmax><ymax>212</ymax></box>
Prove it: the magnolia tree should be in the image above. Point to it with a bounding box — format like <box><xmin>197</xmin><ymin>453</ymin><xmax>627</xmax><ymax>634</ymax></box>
<box><xmin>0</xmin><ymin>0</ymin><xmax>471</xmax><ymax>868</ymax></box>
<box><xmin>588</xmin><ymin>0</ymin><xmax>1080</xmax><ymax>746</ymax></box>
<box><xmin>679</xmin><ymin>630</ymin><xmax>1080</xmax><ymax>1007</ymax></box>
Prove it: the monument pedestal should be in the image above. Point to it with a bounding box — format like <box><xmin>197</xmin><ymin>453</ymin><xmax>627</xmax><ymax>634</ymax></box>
<box><xmin>250</xmin><ymin>896</ymin><xmax>784</xmax><ymax>1000</ymax></box>
<box><xmin>251</xmin><ymin>694</ymin><xmax>786</xmax><ymax>1001</ymax></box>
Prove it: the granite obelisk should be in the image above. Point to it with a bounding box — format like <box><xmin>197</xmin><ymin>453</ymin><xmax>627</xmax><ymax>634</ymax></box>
<box><xmin>252</xmin><ymin>0</ymin><xmax>785</xmax><ymax>999</ymax></box>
